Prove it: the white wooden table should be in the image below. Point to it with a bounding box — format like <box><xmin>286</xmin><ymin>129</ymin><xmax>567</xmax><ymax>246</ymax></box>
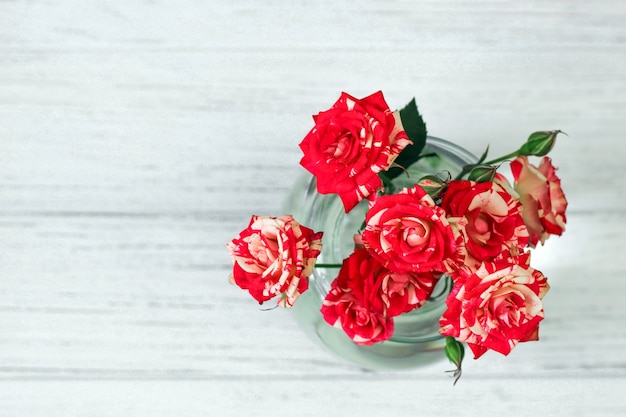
<box><xmin>1</xmin><ymin>1</ymin><xmax>625</xmax><ymax>415</ymax></box>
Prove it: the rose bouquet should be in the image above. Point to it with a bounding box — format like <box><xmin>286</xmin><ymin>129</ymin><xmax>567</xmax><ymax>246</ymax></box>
<box><xmin>226</xmin><ymin>91</ymin><xmax>567</xmax><ymax>383</ymax></box>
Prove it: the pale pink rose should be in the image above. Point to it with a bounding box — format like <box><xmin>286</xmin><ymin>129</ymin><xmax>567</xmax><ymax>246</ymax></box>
<box><xmin>510</xmin><ymin>156</ymin><xmax>567</xmax><ymax>247</ymax></box>
<box><xmin>227</xmin><ymin>215</ymin><xmax>323</xmax><ymax>307</ymax></box>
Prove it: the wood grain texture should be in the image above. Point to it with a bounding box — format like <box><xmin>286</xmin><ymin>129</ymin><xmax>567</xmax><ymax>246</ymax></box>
<box><xmin>1</xmin><ymin>1</ymin><xmax>625</xmax><ymax>415</ymax></box>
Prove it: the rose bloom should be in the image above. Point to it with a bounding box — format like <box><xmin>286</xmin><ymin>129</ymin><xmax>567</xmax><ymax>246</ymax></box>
<box><xmin>441</xmin><ymin>180</ymin><xmax>529</xmax><ymax>269</ymax></box>
<box><xmin>321</xmin><ymin>248</ymin><xmax>440</xmax><ymax>345</ymax></box>
<box><xmin>227</xmin><ymin>215</ymin><xmax>323</xmax><ymax>307</ymax></box>
<box><xmin>362</xmin><ymin>185</ymin><xmax>462</xmax><ymax>274</ymax></box>
<box><xmin>381</xmin><ymin>269</ymin><xmax>443</xmax><ymax>317</ymax></box>
<box><xmin>510</xmin><ymin>156</ymin><xmax>568</xmax><ymax>247</ymax></box>
<box><xmin>299</xmin><ymin>91</ymin><xmax>411</xmax><ymax>212</ymax></box>
<box><xmin>439</xmin><ymin>253</ymin><xmax>549</xmax><ymax>358</ymax></box>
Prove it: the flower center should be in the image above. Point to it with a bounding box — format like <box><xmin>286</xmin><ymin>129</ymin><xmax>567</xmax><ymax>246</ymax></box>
<box><xmin>402</xmin><ymin>219</ymin><xmax>429</xmax><ymax>247</ymax></box>
<box><xmin>324</xmin><ymin>132</ymin><xmax>355</xmax><ymax>161</ymax></box>
<box><xmin>474</xmin><ymin>214</ymin><xmax>490</xmax><ymax>234</ymax></box>
<box><xmin>247</xmin><ymin>235</ymin><xmax>271</xmax><ymax>264</ymax></box>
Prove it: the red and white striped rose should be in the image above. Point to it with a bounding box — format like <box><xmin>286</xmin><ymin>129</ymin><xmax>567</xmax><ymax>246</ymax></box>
<box><xmin>510</xmin><ymin>156</ymin><xmax>568</xmax><ymax>247</ymax></box>
<box><xmin>227</xmin><ymin>215</ymin><xmax>323</xmax><ymax>307</ymax></box>
<box><xmin>299</xmin><ymin>91</ymin><xmax>411</xmax><ymax>212</ymax></box>
<box><xmin>320</xmin><ymin>248</ymin><xmax>440</xmax><ymax>345</ymax></box>
<box><xmin>439</xmin><ymin>253</ymin><xmax>549</xmax><ymax>358</ymax></box>
<box><xmin>441</xmin><ymin>179</ymin><xmax>529</xmax><ymax>270</ymax></box>
<box><xmin>362</xmin><ymin>185</ymin><xmax>463</xmax><ymax>274</ymax></box>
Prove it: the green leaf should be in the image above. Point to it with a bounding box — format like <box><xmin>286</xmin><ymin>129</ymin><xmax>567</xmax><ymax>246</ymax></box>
<box><xmin>385</xmin><ymin>98</ymin><xmax>427</xmax><ymax>180</ymax></box>
<box><xmin>456</xmin><ymin>146</ymin><xmax>489</xmax><ymax>181</ymax></box>
<box><xmin>444</xmin><ymin>337</ymin><xmax>465</xmax><ymax>385</ymax></box>
<box><xmin>445</xmin><ymin>336</ymin><xmax>465</xmax><ymax>366</ymax></box>
<box><xmin>477</xmin><ymin>145</ymin><xmax>490</xmax><ymax>163</ymax></box>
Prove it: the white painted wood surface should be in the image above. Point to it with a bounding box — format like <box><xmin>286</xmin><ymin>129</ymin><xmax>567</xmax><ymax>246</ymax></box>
<box><xmin>1</xmin><ymin>1</ymin><xmax>625</xmax><ymax>415</ymax></box>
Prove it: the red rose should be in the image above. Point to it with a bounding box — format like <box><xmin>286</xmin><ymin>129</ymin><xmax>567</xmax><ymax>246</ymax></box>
<box><xmin>321</xmin><ymin>250</ymin><xmax>393</xmax><ymax>345</ymax></box>
<box><xmin>227</xmin><ymin>215</ymin><xmax>323</xmax><ymax>307</ymax></box>
<box><xmin>510</xmin><ymin>156</ymin><xmax>568</xmax><ymax>247</ymax></box>
<box><xmin>441</xmin><ymin>180</ymin><xmax>529</xmax><ymax>269</ymax></box>
<box><xmin>321</xmin><ymin>249</ymin><xmax>440</xmax><ymax>345</ymax></box>
<box><xmin>380</xmin><ymin>269</ymin><xmax>442</xmax><ymax>317</ymax></box>
<box><xmin>362</xmin><ymin>185</ymin><xmax>462</xmax><ymax>274</ymax></box>
<box><xmin>439</xmin><ymin>254</ymin><xmax>549</xmax><ymax>358</ymax></box>
<box><xmin>299</xmin><ymin>91</ymin><xmax>411</xmax><ymax>212</ymax></box>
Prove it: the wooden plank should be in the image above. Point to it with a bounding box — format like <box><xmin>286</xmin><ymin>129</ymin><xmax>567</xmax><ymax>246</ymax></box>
<box><xmin>0</xmin><ymin>0</ymin><xmax>625</xmax><ymax>414</ymax></box>
<box><xmin>1</xmin><ymin>378</ymin><xmax>625</xmax><ymax>416</ymax></box>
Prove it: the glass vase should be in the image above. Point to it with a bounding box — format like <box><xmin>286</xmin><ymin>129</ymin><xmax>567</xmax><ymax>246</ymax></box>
<box><xmin>283</xmin><ymin>136</ymin><xmax>477</xmax><ymax>370</ymax></box>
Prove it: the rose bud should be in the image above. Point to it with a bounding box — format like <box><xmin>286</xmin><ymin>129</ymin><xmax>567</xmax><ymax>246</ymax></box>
<box><xmin>467</xmin><ymin>164</ymin><xmax>498</xmax><ymax>183</ymax></box>
<box><xmin>518</xmin><ymin>130</ymin><xmax>563</xmax><ymax>157</ymax></box>
<box><xmin>417</xmin><ymin>174</ymin><xmax>449</xmax><ymax>198</ymax></box>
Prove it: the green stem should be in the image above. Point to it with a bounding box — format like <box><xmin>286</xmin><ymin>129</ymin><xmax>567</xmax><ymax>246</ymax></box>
<box><xmin>481</xmin><ymin>149</ymin><xmax>520</xmax><ymax>166</ymax></box>
<box><xmin>315</xmin><ymin>263</ymin><xmax>342</xmax><ymax>268</ymax></box>
<box><xmin>454</xmin><ymin>149</ymin><xmax>521</xmax><ymax>181</ymax></box>
<box><xmin>453</xmin><ymin>165</ymin><xmax>473</xmax><ymax>181</ymax></box>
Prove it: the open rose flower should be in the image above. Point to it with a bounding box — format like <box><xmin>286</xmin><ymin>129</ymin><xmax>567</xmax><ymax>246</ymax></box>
<box><xmin>321</xmin><ymin>250</ymin><xmax>393</xmax><ymax>345</ymax></box>
<box><xmin>380</xmin><ymin>269</ymin><xmax>443</xmax><ymax>317</ymax></box>
<box><xmin>362</xmin><ymin>185</ymin><xmax>462</xmax><ymax>274</ymax></box>
<box><xmin>227</xmin><ymin>215</ymin><xmax>322</xmax><ymax>307</ymax></box>
<box><xmin>299</xmin><ymin>91</ymin><xmax>411</xmax><ymax>212</ymax></box>
<box><xmin>510</xmin><ymin>156</ymin><xmax>567</xmax><ymax>247</ymax></box>
<box><xmin>439</xmin><ymin>253</ymin><xmax>549</xmax><ymax>359</ymax></box>
<box><xmin>321</xmin><ymin>249</ymin><xmax>439</xmax><ymax>345</ymax></box>
<box><xmin>441</xmin><ymin>180</ymin><xmax>529</xmax><ymax>269</ymax></box>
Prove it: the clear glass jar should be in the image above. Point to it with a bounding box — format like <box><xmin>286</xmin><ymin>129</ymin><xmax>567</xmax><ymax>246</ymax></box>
<box><xmin>283</xmin><ymin>137</ymin><xmax>477</xmax><ymax>370</ymax></box>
